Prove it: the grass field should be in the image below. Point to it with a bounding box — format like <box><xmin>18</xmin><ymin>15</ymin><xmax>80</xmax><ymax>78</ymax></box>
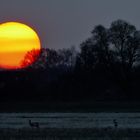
<box><xmin>1</xmin><ymin>112</ymin><xmax>140</xmax><ymax>129</ymax></box>
<box><xmin>0</xmin><ymin>128</ymin><xmax>140</xmax><ymax>140</ymax></box>
<box><xmin>0</xmin><ymin>101</ymin><xmax>140</xmax><ymax>139</ymax></box>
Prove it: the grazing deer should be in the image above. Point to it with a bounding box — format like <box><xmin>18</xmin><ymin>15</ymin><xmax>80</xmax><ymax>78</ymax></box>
<box><xmin>113</xmin><ymin>119</ymin><xmax>118</xmax><ymax>129</ymax></box>
<box><xmin>29</xmin><ymin>120</ymin><xmax>39</xmax><ymax>128</ymax></box>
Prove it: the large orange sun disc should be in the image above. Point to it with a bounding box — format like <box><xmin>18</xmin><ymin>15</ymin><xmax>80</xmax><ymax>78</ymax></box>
<box><xmin>0</xmin><ymin>22</ymin><xmax>41</xmax><ymax>70</ymax></box>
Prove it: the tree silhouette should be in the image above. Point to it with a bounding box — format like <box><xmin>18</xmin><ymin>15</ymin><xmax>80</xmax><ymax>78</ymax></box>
<box><xmin>109</xmin><ymin>20</ymin><xmax>140</xmax><ymax>71</ymax></box>
<box><xmin>91</xmin><ymin>25</ymin><xmax>112</xmax><ymax>68</ymax></box>
<box><xmin>30</xmin><ymin>48</ymin><xmax>47</xmax><ymax>69</ymax></box>
<box><xmin>126</xmin><ymin>31</ymin><xmax>140</xmax><ymax>69</ymax></box>
<box><xmin>45</xmin><ymin>48</ymin><xmax>59</xmax><ymax>68</ymax></box>
<box><xmin>20</xmin><ymin>49</ymin><xmax>40</xmax><ymax>68</ymax></box>
<box><xmin>77</xmin><ymin>20</ymin><xmax>140</xmax><ymax>74</ymax></box>
<box><xmin>20</xmin><ymin>47</ymin><xmax>77</xmax><ymax>70</ymax></box>
<box><xmin>76</xmin><ymin>25</ymin><xmax>111</xmax><ymax>72</ymax></box>
<box><xmin>2</xmin><ymin>19</ymin><xmax>140</xmax><ymax>102</ymax></box>
<box><xmin>57</xmin><ymin>46</ymin><xmax>77</xmax><ymax>67</ymax></box>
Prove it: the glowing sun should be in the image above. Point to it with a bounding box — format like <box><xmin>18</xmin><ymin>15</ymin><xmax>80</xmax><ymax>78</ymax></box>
<box><xmin>0</xmin><ymin>22</ymin><xmax>41</xmax><ymax>70</ymax></box>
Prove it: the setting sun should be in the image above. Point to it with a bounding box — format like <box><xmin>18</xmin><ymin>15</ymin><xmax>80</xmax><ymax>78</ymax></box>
<box><xmin>0</xmin><ymin>22</ymin><xmax>41</xmax><ymax>70</ymax></box>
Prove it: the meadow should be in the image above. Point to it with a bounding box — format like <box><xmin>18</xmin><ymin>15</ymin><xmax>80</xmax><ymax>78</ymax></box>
<box><xmin>0</xmin><ymin>113</ymin><xmax>140</xmax><ymax>139</ymax></box>
<box><xmin>0</xmin><ymin>128</ymin><xmax>140</xmax><ymax>140</ymax></box>
<box><xmin>0</xmin><ymin>113</ymin><xmax>140</xmax><ymax>129</ymax></box>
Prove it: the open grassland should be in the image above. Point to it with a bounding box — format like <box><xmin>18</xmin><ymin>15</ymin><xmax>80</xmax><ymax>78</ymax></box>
<box><xmin>0</xmin><ymin>128</ymin><xmax>140</xmax><ymax>140</ymax></box>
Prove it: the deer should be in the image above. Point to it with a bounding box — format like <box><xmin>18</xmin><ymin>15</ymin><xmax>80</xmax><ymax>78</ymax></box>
<box><xmin>29</xmin><ymin>120</ymin><xmax>39</xmax><ymax>128</ymax></box>
<box><xmin>113</xmin><ymin>119</ymin><xmax>118</xmax><ymax>129</ymax></box>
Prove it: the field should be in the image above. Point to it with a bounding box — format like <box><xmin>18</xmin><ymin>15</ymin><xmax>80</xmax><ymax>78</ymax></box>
<box><xmin>0</xmin><ymin>113</ymin><xmax>140</xmax><ymax>129</ymax></box>
<box><xmin>0</xmin><ymin>113</ymin><xmax>140</xmax><ymax>139</ymax></box>
<box><xmin>0</xmin><ymin>128</ymin><xmax>140</xmax><ymax>140</ymax></box>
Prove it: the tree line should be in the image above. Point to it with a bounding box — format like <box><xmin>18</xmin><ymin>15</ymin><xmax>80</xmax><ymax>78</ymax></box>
<box><xmin>1</xmin><ymin>19</ymin><xmax>140</xmax><ymax>102</ymax></box>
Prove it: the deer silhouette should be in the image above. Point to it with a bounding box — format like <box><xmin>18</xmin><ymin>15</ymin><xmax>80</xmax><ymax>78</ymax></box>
<box><xmin>29</xmin><ymin>120</ymin><xmax>39</xmax><ymax>128</ymax></box>
<box><xmin>113</xmin><ymin>119</ymin><xmax>118</xmax><ymax>129</ymax></box>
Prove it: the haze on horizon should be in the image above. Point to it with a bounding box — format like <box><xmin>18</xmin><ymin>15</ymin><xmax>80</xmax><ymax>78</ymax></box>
<box><xmin>0</xmin><ymin>0</ymin><xmax>140</xmax><ymax>49</ymax></box>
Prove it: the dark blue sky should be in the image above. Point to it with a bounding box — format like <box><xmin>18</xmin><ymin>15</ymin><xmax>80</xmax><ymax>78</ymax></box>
<box><xmin>1</xmin><ymin>0</ymin><xmax>140</xmax><ymax>49</ymax></box>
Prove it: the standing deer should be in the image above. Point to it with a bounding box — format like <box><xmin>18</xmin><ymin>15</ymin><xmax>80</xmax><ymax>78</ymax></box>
<box><xmin>29</xmin><ymin>120</ymin><xmax>39</xmax><ymax>128</ymax></box>
<box><xmin>113</xmin><ymin>119</ymin><xmax>118</xmax><ymax>129</ymax></box>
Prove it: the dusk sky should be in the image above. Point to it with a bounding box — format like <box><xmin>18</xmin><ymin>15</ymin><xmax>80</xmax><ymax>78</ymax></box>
<box><xmin>1</xmin><ymin>0</ymin><xmax>140</xmax><ymax>49</ymax></box>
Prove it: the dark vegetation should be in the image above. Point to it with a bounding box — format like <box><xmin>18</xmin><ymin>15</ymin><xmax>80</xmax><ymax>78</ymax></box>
<box><xmin>1</xmin><ymin>20</ymin><xmax>140</xmax><ymax>107</ymax></box>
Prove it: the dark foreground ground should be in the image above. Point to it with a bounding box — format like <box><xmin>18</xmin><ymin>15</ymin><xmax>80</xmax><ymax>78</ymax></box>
<box><xmin>0</xmin><ymin>128</ymin><xmax>140</xmax><ymax>140</ymax></box>
<box><xmin>0</xmin><ymin>101</ymin><xmax>140</xmax><ymax>112</ymax></box>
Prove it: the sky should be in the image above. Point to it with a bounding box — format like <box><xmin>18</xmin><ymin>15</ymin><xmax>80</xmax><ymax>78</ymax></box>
<box><xmin>0</xmin><ymin>0</ymin><xmax>140</xmax><ymax>50</ymax></box>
